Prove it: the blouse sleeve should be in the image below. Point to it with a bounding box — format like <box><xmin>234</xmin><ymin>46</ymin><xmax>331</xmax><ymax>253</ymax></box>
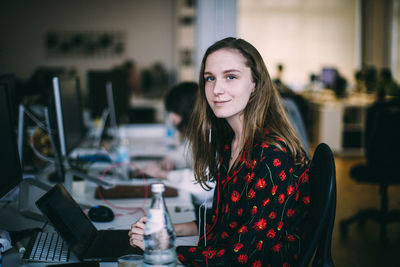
<box><xmin>176</xmin><ymin>144</ymin><xmax>310</xmax><ymax>266</ymax></box>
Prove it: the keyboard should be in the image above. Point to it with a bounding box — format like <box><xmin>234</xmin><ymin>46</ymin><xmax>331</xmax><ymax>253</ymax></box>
<box><xmin>23</xmin><ymin>231</ymin><xmax>70</xmax><ymax>262</ymax></box>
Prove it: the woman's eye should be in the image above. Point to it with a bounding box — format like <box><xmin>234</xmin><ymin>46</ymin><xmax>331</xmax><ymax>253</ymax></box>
<box><xmin>205</xmin><ymin>76</ymin><xmax>215</xmax><ymax>82</ymax></box>
<box><xmin>227</xmin><ymin>75</ymin><xmax>236</xmax><ymax>80</ymax></box>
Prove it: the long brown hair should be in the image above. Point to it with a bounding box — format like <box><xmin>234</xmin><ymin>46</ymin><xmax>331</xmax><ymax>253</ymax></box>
<box><xmin>187</xmin><ymin>37</ymin><xmax>309</xmax><ymax>189</ymax></box>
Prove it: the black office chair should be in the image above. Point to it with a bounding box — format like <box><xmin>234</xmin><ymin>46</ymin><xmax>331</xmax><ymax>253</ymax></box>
<box><xmin>340</xmin><ymin>98</ymin><xmax>400</xmax><ymax>246</ymax></box>
<box><xmin>299</xmin><ymin>143</ymin><xmax>336</xmax><ymax>267</ymax></box>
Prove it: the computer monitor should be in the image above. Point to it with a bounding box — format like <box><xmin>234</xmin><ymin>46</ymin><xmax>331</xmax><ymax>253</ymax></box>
<box><xmin>320</xmin><ymin>68</ymin><xmax>338</xmax><ymax>89</ymax></box>
<box><xmin>52</xmin><ymin>76</ymin><xmax>86</xmax><ymax>157</ymax></box>
<box><xmin>86</xmin><ymin>69</ymin><xmax>129</xmax><ymax>124</ymax></box>
<box><xmin>0</xmin><ymin>83</ymin><xmax>23</xmax><ymax>199</ymax></box>
<box><xmin>0</xmin><ymin>73</ymin><xmax>19</xmax><ymax>129</ymax></box>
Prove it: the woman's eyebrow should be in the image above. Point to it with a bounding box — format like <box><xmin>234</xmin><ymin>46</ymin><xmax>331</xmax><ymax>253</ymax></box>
<box><xmin>204</xmin><ymin>69</ymin><xmax>241</xmax><ymax>75</ymax></box>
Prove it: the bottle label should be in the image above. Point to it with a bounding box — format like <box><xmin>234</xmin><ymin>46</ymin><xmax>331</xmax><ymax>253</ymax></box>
<box><xmin>146</xmin><ymin>209</ymin><xmax>165</xmax><ymax>234</ymax></box>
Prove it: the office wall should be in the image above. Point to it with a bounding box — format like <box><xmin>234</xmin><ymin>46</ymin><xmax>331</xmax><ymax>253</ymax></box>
<box><xmin>0</xmin><ymin>0</ymin><xmax>175</xmax><ymax>91</ymax></box>
<box><xmin>238</xmin><ymin>0</ymin><xmax>358</xmax><ymax>90</ymax></box>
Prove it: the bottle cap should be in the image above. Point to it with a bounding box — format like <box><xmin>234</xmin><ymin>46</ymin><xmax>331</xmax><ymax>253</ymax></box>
<box><xmin>151</xmin><ymin>183</ymin><xmax>165</xmax><ymax>193</ymax></box>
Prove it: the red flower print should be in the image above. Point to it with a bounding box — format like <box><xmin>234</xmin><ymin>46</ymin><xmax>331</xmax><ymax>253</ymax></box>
<box><xmin>251</xmin><ymin>206</ymin><xmax>258</xmax><ymax>215</ymax></box>
<box><xmin>202</xmin><ymin>249</ymin><xmax>217</xmax><ymax>259</ymax></box>
<box><xmin>277</xmin><ymin>221</ymin><xmax>284</xmax><ymax>231</ymax></box>
<box><xmin>177</xmin><ymin>253</ymin><xmax>184</xmax><ymax>262</ymax></box>
<box><xmin>245</xmin><ymin>172</ymin><xmax>255</xmax><ymax>184</ymax></box>
<box><xmin>245</xmin><ymin>159</ymin><xmax>257</xmax><ymax>169</ymax></box>
<box><xmin>225</xmin><ymin>203</ymin><xmax>229</xmax><ymax>214</ymax></box>
<box><xmin>233</xmin><ymin>176</ymin><xmax>238</xmax><ymax>184</ymax></box>
<box><xmin>261</xmin><ymin>142</ymin><xmax>269</xmax><ymax>149</ymax></box>
<box><xmin>273</xmin><ymin>158</ymin><xmax>281</xmax><ymax>167</ymax></box>
<box><xmin>287</xmin><ymin>234</ymin><xmax>295</xmax><ymax>242</ymax></box>
<box><xmin>252</xmin><ymin>260</ymin><xmax>262</xmax><ymax>267</ymax></box>
<box><xmin>272</xmin><ymin>242</ymin><xmax>282</xmax><ymax>252</ymax></box>
<box><xmin>279</xmin><ymin>170</ymin><xmax>286</xmax><ymax>181</ymax></box>
<box><xmin>276</xmin><ymin>137</ymin><xmax>284</xmax><ymax>142</ymax></box>
<box><xmin>251</xmin><ymin>159</ymin><xmax>257</xmax><ymax>169</ymax></box>
<box><xmin>237</xmin><ymin>208</ymin><xmax>243</xmax><ymax>216</ymax></box>
<box><xmin>301</xmin><ymin>172</ymin><xmax>309</xmax><ymax>183</ymax></box>
<box><xmin>206</xmin><ymin>232</ymin><xmax>214</xmax><ymax>240</ymax></box>
<box><xmin>234</xmin><ymin>243</ymin><xmax>244</xmax><ymax>252</ymax></box>
<box><xmin>267</xmin><ymin>228</ymin><xmax>276</xmax><ymax>239</ymax></box>
<box><xmin>229</xmin><ymin>221</ymin><xmax>238</xmax><ymax>229</ymax></box>
<box><xmin>253</xmin><ymin>218</ymin><xmax>267</xmax><ymax>231</ymax></box>
<box><xmin>278</xmin><ymin>193</ymin><xmax>285</xmax><ymax>204</ymax></box>
<box><xmin>256</xmin><ymin>240</ymin><xmax>263</xmax><ymax>251</ymax></box>
<box><xmin>188</xmin><ymin>247</ymin><xmax>197</xmax><ymax>252</ymax></box>
<box><xmin>282</xmin><ymin>147</ymin><xmax>287</xmax><ymax>153</ymax></box>
<box><xmin>237</xmin><ymin>254</ymin><xmax>248</xmax><ymax>264</ymax></box>
<box><xmin>238</xmin><ymin>225</ymin><xmax>248</xmax><ymax>234</ymax></box>
<box><xmin>212</xmin><ymin>215</ymin><xmax>216</xmax><ymax>223</ymax></box>
<box><xmin>271</xmin><ymin>185</ymin><xmax>278</xmax><ymax>195</ymax></box>
<box><xmin>303</xmin><ymin>196</ymin><xmax>311</xmax><ymax>205</ymax></box>
<box><xmin>269</xmin><ymin>211</ymin><xmax>276</xmax><ymax>220</ymax></box>
<box><xmin>262</xmin><ymin>198</ymin><xmax>270</xmax><ymax>206</ymax></box>
<box><xmin>239</xmin><ymin>152</ymin><xmax>246</xmax><ymax>162</ymax></box>
<box><xmin>295</xmin><ymin>191</ymin><xmax>299</xmax><ymax>201</ymax></box>
<box><xmin>287</xmin><ymin>185</ymin><xmax>294</xmax><ymax>196</ymax></box>
<box><xmin>255</xmin><ymin>178</ymin><xmax>266</xmax><ymax>189</ymax></box>
<box><xmin>287</xmin><ymin>208</ymin><xmax>296</xmax><ymax>217</ymax></box>
<box><xmin>217</xmin><ymin>248</ymin><xmax>226</xmax><ymax>257</ymax></box>
<box><xmin>247</xmin><ymin>189</ymin><xmax>256</xmax><ymax>199</ymax></box>
<box><xmin>221</xmin><ymin>232</ymin><xmax>229</xmax><ymax>239</ymax></box>
<box><xmin>224</xmin><ymin>144</ymin><xmax>229</xmax><ymax>151</ymax></box>
<box><xmin>231</xmin><ymin>190</ymin><xmax>241</xmax><ymax>202</ymax></box>
<box><xmin>289</xmin><ymin>167</ymin><xmax>293</xmax><ymax>173</ymax></box>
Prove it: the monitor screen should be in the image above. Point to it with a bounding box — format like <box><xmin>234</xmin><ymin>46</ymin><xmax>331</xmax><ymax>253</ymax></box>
<box><xmin>0</xmin><ymin>83</ymin><xmax>23</xmax><ymax>198</ymax></box>
<box><xmin>86</xmin><ymin>70</ymin><xmax>129</xmax><ymax>124</ymax></box>
<box><xmin>320</xmin><ymin>68</ymin><xmax>338</xmax><ymax>89</ymax></box>
<box><xmin>52</xmin><ymin>76</ymin><xmax>85</xmax><ymax>156</ymax></box>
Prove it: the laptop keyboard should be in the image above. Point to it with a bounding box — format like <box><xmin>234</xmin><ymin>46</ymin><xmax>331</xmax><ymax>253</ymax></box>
<box><xmin>24</xmin><ymin>231</ymin><xmax>70</xmax><ymax>262</ymax></box>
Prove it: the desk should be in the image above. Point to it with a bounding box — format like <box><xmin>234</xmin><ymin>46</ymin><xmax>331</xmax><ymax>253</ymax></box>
<box><xmin>302</xmin><ymin>91</ymin><xmax>375</xmax><ymax>155</ymax></box>
<box><xmin>1</xmin><ymin>183</ymin><xmax>197</xmax><ymax>267</ymax></box>
<box><xmin>1</xmin><ymin>123</ymin><xmax>197</xmax><ymax>266</ymax></box>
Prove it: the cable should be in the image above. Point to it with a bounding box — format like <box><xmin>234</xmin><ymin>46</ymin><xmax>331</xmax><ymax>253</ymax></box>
<box><xmin>23</xmin><ymin>108</ymin><xmax>48</xmax><ymax>132</ymax></box>
<box><xmin>94</xmin><ymin>161</ymin><xmax>150</xmax><ymax>217</ymax></box>
<box><xmin>28</xmin><ymin>137</ymin><xmax>55</xmax><ymax>163</ymax></box>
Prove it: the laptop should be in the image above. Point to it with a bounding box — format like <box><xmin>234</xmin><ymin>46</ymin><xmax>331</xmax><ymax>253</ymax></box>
<box><xmin>34</xmin><ymin>183</ymin><xmax>142</xmax><ymax>262</ymax></box>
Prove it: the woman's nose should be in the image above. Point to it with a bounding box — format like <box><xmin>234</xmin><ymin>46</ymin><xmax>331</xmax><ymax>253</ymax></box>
<box><xmin>213</xmin><ymin>79</ymin><xmax>224</xmax><ymax>95</ymax></box>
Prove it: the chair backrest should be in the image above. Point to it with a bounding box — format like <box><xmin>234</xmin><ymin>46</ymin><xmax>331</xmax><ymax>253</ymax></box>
<box><xmin>365</xmin><ymin>98</ymin><xmax>400</xmax><ymax>169</ymax></box>
<box><xmin>299</xmin><ymin>143</ymin><xmax>336</xmax><ymax>267</ymax></box>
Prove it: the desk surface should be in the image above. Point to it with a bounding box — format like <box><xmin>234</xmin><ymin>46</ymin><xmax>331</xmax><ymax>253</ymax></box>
<box><xmin>1</xmin><ymin>124</ymin><xmax>197</xmax><ymax>266</ymax></box>
<box><xmin>1</xmin><ymin>183</ymin><xmax>197</xmax><ymax>267</ymax></box>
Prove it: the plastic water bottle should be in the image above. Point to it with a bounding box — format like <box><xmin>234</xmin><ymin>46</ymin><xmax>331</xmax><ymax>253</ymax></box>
<box><xmin>165</xmin><ymin>112</ymin><xmax>177</xmax><ymax>149</ymax></box>
<box><xmin>143</xmin><ymin>183</ymin><xmax>177</xmax><ymax>267</ymax></box>
<box><xmin>115</xmin><ymin>130</ymin><xmax>130</xmax><ymax>180</ymax></box>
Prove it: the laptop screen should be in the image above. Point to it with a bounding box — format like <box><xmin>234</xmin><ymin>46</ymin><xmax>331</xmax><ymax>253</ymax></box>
<box><xmin>36</xmin><ymin>184</ymin><xmax>97</xmax><ymax>258</ymax></box>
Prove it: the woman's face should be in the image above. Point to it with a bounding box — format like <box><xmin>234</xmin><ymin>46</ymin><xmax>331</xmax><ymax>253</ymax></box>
<box><xmin>204</xmin><ymin>48</ymin><xmax>255</xmax><ymax>125</ymax></box>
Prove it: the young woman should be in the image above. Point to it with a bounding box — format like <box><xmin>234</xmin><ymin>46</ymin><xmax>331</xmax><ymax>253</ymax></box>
<box><xmin>129</xmin><ymin>37</ymin><xmax>310</xmax><ymax>266</ymax></box>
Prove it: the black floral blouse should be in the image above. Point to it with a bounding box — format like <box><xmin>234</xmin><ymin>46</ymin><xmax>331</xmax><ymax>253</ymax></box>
<box><xmin>176</xmin><ymin>135</ymin><xmax>310</xmax><ymax>267</ymax></box>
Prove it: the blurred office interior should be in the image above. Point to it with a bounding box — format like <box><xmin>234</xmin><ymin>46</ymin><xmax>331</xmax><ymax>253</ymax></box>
<box><xmin>1</xmin><ymin>0</ymin><xmax>400</xmax><ymax>266</ymax></box>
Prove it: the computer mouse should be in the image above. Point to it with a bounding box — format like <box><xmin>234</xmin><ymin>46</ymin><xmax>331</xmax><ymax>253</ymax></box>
<box><xmin>88</xmin><ymin>205</ymin><xmax>114</xmax><ymax>222</ymax></box>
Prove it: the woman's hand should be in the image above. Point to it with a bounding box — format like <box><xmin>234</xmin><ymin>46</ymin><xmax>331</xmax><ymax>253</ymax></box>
<box><xmin>141</xmin><ymin>163</ymin><xmax>169</xmax><ymax>179</ymax></box>
<box><xmin>160</xmin><ymin>157</ymin><xmax>176</xmax><ymax>171</ymax></box>
<box><xmin>128</xmin><ymin>216</ymin><xmax>147</xmax><ymax>250</ymax></box>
